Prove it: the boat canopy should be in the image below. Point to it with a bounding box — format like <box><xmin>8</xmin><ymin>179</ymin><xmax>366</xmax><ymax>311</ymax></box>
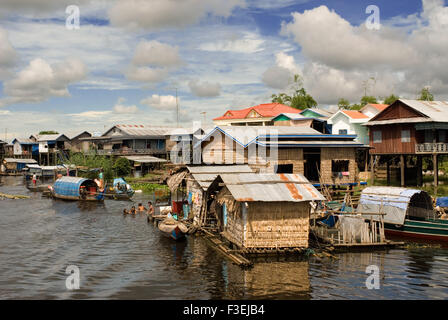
<box><xmin>357</xmin><ymin>187</ymin><xmax>434</xmax><ymax>225</ymax></box>
<box><xmin>113</xmin><ymin>178</ymin><xmax>128</xmax><ymax>187</ymax></box>
<box><xmin>53</xmin><ymin>176</ymin><xmax>95</xmax><ymax>197</ymax></box>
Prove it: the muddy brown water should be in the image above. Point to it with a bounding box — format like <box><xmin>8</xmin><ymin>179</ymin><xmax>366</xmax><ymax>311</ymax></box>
<box><xmin>1</xmin><ymin>176</ymin><xmax>448</xmax><ymax>299</ymax></box>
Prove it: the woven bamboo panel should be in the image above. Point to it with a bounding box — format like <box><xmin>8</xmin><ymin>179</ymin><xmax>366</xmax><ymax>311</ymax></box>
<box><xmin>243</xmin><ymin>202</ymin><xmax>310</xmax><ymax>248</ymax></box>
<box><xmin>320</xmin><ymin>148</ymin><xmax>357</xmax><ymax>185</ymax></box>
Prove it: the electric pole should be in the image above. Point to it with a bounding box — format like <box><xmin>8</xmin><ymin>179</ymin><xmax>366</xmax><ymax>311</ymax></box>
<box><xmin>176</xmin><ymin>88</ymin><xmax>179</xmax><ymax>128</ymax></box>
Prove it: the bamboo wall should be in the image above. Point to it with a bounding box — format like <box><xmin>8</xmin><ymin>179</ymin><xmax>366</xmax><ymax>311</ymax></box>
<box><xmin>244</xmin><ymin>202</ymin><xmax>309</xmax><ymax>248</ymax></box>
<box><xmin>320</xmin><ymin>148</ymin><xmax>357</xmax><ymax>184</ymax></box>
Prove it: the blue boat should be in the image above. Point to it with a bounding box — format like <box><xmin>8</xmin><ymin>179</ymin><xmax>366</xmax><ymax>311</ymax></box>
<box><xmin>51</xmin><ymin>176</ymin><xmax>105</xmax><ymax>201</ymax></box>
<box><xmin>110</xmin><ymin>177</ymin><xmax>134</xmax><ymax>200</ymax></box>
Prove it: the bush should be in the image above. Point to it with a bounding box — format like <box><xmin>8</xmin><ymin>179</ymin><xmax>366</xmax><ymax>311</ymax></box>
<box><xmin>113</xmin><ymin>157</ymin><xmax>131</xmax><ymax>177</ymax></box>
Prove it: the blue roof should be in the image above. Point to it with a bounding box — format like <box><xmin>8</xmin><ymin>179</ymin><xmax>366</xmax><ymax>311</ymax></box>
<box><xmin>53</xmin><ymin>176</ymin><xmax>89</xmax><ymax>198</ymax></box>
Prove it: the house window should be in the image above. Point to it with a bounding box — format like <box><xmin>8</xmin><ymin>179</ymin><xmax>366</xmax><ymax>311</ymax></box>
<box><xmin>338</xmin><ymin>129</ymin><xmax>348</xmax><ymax>135</ymax></box>
<box><xmin>332</xmin><ymin>160</ymin><xmax>349</xmax><ymax>173</ymax></box>
<box><xmin>373</xmin><ymin>131</ymin><xmax>382</xmax><ymax>143</ymax></box>
<box><xmin>275</xmin><ymin>164</ymin><xmax>293</xmax><ymax>174</ymax></box>
<box><xmin>401</xmin><ymin>130</ymin><xmax>411</xmax><ymax>143</ymax></box>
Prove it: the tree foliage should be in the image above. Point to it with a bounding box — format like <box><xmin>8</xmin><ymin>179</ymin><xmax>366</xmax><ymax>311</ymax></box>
<box><xmin>337</xmin><ymin>98</ymin><xmax>350</xmax><ymax>109</ymax></box>
<box><xmin>271</xmin><ymin>74</ymin><xmax>317</xmax><ymax>110</ymax></box>
<box><xmin>418</xmin><ymin>87</ymin><xmax>434</xmax><ymax>101</ymax></box>
<box><xmin>383</xmin><ymin>94</ymin><xmax>399</xmax><ymax>105</ymax></box>
<box><xmin>39</xmin><ymin>130</ymin><xmax>59</xmax><ymax>135</ymax></box>
<box><xmin>360</xmin><ymin>96</ymin><xmax>378</xmax><ymax>107</ymax></box>
<box><xmin>113</xmin><ymin>157</ymin><xmax>132</xmax><ymax>177</ymax></box>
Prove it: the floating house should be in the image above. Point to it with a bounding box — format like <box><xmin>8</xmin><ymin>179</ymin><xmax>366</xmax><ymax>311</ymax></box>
<box><xmin>34</xmin><ymin>134</ymin><xmax>70</xmax><ymax>166</ymax></box>
<box><xmin>365</xmin><ymin>99</ymin><xmax>448</xmax><ymax>186</ymax></box>
<box><xmin>195</xmin><ymin>126</ymin><xmax>364</xmax><ymax>185</ymax></box>
<box><xmin>207</xmin><ymin>173</ymin><xmax>325</xmax><ymax>250</ymax></box>
<box><xmin>51</xmin><ymin>176</ymin><xmax>105</xmax><ymax>201</ymax></box>
<box><xmin>0</xmin><ymin>139</ymin><xmax>6</xmax><ymax>160</ymax></box>
<box><xmin>121</xmin><ymin>155</ymin><xmax>167</xmax><ymax>177</ymax></box>
<box><xmin>2</xmin><ymin>158</ymin><xmax>38</xmax><ymax>173</ymax></box>
<box><xmin>213</xmin><ymin>103</ymin><xmax>302</xmax><ymax>126</ymax></box>
<box><xmin>166</xmin><ymin>165</ymin><xmax>254</xmax><ymax>226</ymax></box>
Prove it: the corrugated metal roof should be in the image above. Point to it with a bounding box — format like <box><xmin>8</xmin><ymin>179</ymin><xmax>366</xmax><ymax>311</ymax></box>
<box><xmin>124</xmin><ymin>155</ymin><xmax>167</xmax><ymax>163</ymax></box>
<box><xmin>104</xmin><ymin>125</ymin><xmax>176</xmax><ymax>137</ymax></box>
<box><xmin>357</xmin><ymin>186</ymin><xmax>433</xmax><ymax>225</ymax></box>
<box><xmin>188</xmin><ymin>165</ymin><xmax>253</xmax><ymax>190</ymax></box>
<box><xmin>259</xmin><ymin>140</ymin><xmax>365</xmax><ymax>147</ymax></box>
<box><xmin>3</xmin><ymin>158</ymin><xmax>37</xmax><ymax>164</ymax></box>
<box><xmin>36</xmin><ymin>134</ymin><xmax>68</xmax><ymax>142</ymax></box>
<box><xmin>219</xmin><ymin>173</ymin><xmax>325</xmax><ymax>202</ymax></box>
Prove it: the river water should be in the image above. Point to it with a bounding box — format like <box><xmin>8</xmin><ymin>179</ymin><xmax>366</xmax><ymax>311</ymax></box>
<box><xmin>1</xmin><ymin>176</ymin><xmax>448</xmax><ymax>300</ymax></box>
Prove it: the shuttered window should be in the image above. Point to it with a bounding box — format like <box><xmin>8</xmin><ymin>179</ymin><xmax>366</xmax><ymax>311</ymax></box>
<box><xmin>373</xmin><ymin>131</ymin><xmax>382</xmax><ymax>143</ymax></box>
<box><xmin>401</xmin><ymin>130</ymin><xmax>411</xmax><ymax>143</ymax></box>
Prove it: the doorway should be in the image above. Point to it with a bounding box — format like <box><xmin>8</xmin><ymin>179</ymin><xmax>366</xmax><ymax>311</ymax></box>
<box><xmin>304</xmin><ymin>148</ymin><xmax>321</xmax><ymax>182</ymax></box>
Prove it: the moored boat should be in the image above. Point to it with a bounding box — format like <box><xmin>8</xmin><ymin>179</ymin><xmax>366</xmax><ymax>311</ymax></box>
<box><xmin>51</xmin><ymin>176</ymin><xmax>105</xmax><ymax>201</ymax></box>
<box><xmin>358</xmin><ymin>186</ymin><xmax>448</xmax><ymax>241</ymax></box>
<box><xmin>108</xmin><ymin>177</ymin><xmax>134</xmax><ymax>200</ymax></box>
<box><xmin>158</xmin><ymin>217</ymin><xmax>188</xmax><ymax>241</ymax></box>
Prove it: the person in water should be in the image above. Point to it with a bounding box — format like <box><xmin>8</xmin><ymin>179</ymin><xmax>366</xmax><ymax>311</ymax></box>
<box><xmin>130</xmin><ymin>206</ymin><xmax>136</xmax><ymax>215</ymax></box>
<box><xmin>147</xmin><ymin>201</ymin><xmax>155</xmax><ymax>217</ymax></box>
<box><xmin>123</xmin><ymin>209</ymin><xmax>129</xmax><ymax>215</ymax></box>
<box><xmin>137</xmin><ymin>203</ymin><xmax>146</xmax><ymax>213</ymax></box>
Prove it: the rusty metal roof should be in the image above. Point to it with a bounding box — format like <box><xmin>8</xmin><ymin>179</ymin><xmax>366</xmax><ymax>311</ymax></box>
<box><xmin>218</xmin><ymin>173</ymin><xmax>325</xmax><ymax>202</ymax></box>
<box><xmin>188</xmin><ymin>165</ymin><xmax>253</xmax><ymax>190</ymax></box>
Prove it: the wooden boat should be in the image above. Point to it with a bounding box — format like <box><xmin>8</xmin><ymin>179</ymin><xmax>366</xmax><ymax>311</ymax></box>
<box><xmin>358</xmin><ymin>187</ymin><xmax>448</xmax><ymax>242</ymax></box>
<box><xmin>158</xmin><ymin>217</ymin><xmax>189</xmax><ymax>241</ymax></box>
<box><xmin>105</xmin><ymin>177</ymin><xmax>134</xmax><ymax>200</ymax></box>
<box><xmin>385</xmin><ymin>218</ymin><xmax>448</xmax><ymax>241</ymax></box>
<box><xmin>50</xmin><ymin>176</ymin><xmax>105</xmax><ymax>201</ymax></box>
<box><xmin>26</xmin><ymin>183</ymin><xmax>51</xmax><ymax>192</ymax></box>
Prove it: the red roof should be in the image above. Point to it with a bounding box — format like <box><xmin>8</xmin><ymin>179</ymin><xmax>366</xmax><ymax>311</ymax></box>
<box><xmin>213</xmin><ymin>103</ymin><xmax>301</xmax><ymax>121</ymax></box>
<box><xmin>342</xmin><ymin>110</ymin><xmax>369</xmax><ymax>119</ymax></box>
<box><xmin>367</xmin><ymin>104</ymin><xmax>389</xmax><ymax>112</ymax></box>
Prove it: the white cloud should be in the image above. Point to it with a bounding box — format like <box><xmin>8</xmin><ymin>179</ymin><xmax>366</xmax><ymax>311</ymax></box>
<box><xmin>125</xmin><ymin>66</ymin><xmax>169</xmax><ymax>83</ymax></box>
<box><xmin>132</xmin><ymin>40</ymin><xmax>183</xmax><ymax>67</ymax></box>
<box><xmin>0</xmin><ymin>28</ymin><xmax>17</xmax><ymax>79</ymax></box>
<box><xmin>140</xmin><ymin>94</ymin><xmax>178</xmax><ymax>110</ymax></box>
<box><xmin>113</xmin><ymin>97</ymin><xmax>139</xmax><ymax>114</ymax></box>
<box><xmin>109</xmin><ymin>0</ymin><xmax>245</xmax><ymax>30</ymax></box>
<box><xmin>199</xmin><ymin>32</ymin><xmax>265</xmax><ymax>53</ymax></box>
<box><xmin>261</xmin><ymin>52</ymin><xmax>300</xmax><ymax>89</ymax></box>
<box><xmin>69</xmin><ymin>110</ymin><xmax>112</xmax><ymax>118</ymax></box>
<box><xmin>188</xmin><ymin>79</ymin><xmax>221</xmax><ymax>97</ymax></box>
<box><xmin>1</xmin><ymin>58</ymin><xmax>87</xmax><ymax>105</ymax></box>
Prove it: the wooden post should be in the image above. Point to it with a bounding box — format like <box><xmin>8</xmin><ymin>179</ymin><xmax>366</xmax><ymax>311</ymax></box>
<box><xmin>417</xmin><ymin>155</ymin><xmax>423</xmax><ymax>187</ymax></box>
<box><xmin>386</xmin><ymin>158</ymin><xmax>390</xmax><ymax>186</ymax></box>
<box><xmin>400</xmin><ymin>154</ymin><xmax>405</xmax><ymax>187</ymax></box>
<box><xmin>434</xmin><ymin>153</ymin><xmax>439</xmax><ymax>195</ymax></box>
<box><xmin>370</xmin><ymin>154</ymin><xmax>375</xmax><ymax>185</ymax></box>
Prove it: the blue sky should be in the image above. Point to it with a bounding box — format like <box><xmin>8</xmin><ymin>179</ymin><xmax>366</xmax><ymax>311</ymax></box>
<box><xmin>0</xmin><ymin>0</ymin><xmax>447</xmax><ymax>138</ymax></box>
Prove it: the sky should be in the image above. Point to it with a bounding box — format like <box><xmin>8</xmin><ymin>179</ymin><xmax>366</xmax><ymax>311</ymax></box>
<box><xmin>0</xmin><ymin>0</ymin><xmax>447</xmax><ymax>139</ymax></box>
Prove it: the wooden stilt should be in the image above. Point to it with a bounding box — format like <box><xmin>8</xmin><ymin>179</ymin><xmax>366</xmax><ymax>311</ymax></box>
<box><xmin>434</xmin><ymin>153</ymin><xmax>439</xmax><ymax>195</ymax></box>
<box><xmin>386</xmin><ymin>158</ymin><xmax>390</xmax><ymax>186</ymax></box>
<box><xmin>370</xmin><ymin>154</ymin><xmax>375</xmax><ymax>185</ymax></box>
<box><xmin>417</xmin><ymin>155</ymin><xmax>423</xmax><ymax>187</ymax></box>
<box><xmin>400</xmin><ymin>154</ymin><xmax>405</xmax><ymax>187</ymax></box>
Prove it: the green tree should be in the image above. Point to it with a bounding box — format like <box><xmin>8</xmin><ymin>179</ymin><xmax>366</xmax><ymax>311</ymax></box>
<box><xmin>337</xmin><ymin>98</ymin><xmax>350</xmax><ymax>109</ymax></box>
<box><xmin>350</xmin><ymin>104</ymin><xmax>362</xmax><ymax>111</ymax></box>
<box><xmin>113</xmin><ymin>157</ymin><xmax>131</xmax><ymax>177</ymax></box>
<box><xmin>271</xmin><ymin>74</ymin><xmax>317</xmax><ymax>109</ymax></box>
<box><xmin>39</xmin><ymin>130</ymin><xmax>59</xmax><ymax>135</ymax></box>
<box><xmin>360</xmin><ymin>96</ymin><xmax>378</xmax><ymax>107</ymax></box>
<box><xmin>418</xmin><ymin>87</ymin><xmax>434</xmax><ymax>101</ymax></box>
<box><xmin>383</xmin><ymin>94</ymin><xmax>399</xmax><ymax>105</ymax></box>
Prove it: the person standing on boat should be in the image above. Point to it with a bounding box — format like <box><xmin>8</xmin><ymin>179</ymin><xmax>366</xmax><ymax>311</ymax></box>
<box><xmin>32</xmin><ymin>174</ymin><xmax>37</xmax><ymax>186</ymax></box>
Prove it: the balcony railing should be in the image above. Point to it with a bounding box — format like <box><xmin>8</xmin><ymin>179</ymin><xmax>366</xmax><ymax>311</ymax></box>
<box><xmin>84</xmin><ymin>148</ymin><xmax>165</xmax><ymax>156</ymax></box>
<box><xmin>416</xmin><ymin>143</ymin><xmax>448</xmax><ymax>153</ymax></box>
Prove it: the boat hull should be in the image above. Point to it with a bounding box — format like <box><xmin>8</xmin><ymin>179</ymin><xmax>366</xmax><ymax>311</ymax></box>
<box><xmin>52</xmin><ymin>193</ymin><xmax>104</xmax><ymax>201</ymax></box>
<box><xmin>385</xmin><ymin>219</ymin><xmax>448</xmax><ymax>242</ymax></box>
<box><xmin>158</xmin><ymin>220</ymin><xmax>188</xmax><ymax>241</ymax></box>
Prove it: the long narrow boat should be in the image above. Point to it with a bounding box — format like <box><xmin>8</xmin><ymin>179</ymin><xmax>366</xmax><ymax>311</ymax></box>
<box><xmin>50</xmin><ymin>176</ymin><xmax>105</xmax><ymax>201</ymax></box>
<box><xmin>158</xmin><ymin>217</ymin><xmax>188</xmax><ymax>241</ymax></box>
<box><xmin>358</xmin><ymin>186</ymin><xmax>448</xmax><ymax>241</ymax></box>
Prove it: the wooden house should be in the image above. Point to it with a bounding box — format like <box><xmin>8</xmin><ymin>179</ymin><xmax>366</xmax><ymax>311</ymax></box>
<box><xmin>68</xmin><ymin>131</ymin><xmax>92</xmax><ymax>152</ymax></box>
<box><xmin>35</xmin><ymin>134</ymin><xmax>70</xmax><ymax>166</ymax></box>
<box><xmin>166</xmin><ymin>165</ymin><xmax>254</xmax><ymax>226</ymax></box>
<box><xmin>196</xmin><ymin>126</ymin><xmax>364</xmax><ymax>185</ymax></box>
<box><xmin>11</xmin><ymin>138</ymin><xmax>38</xmax><ymax>159</ymax></box>
<box><xmin>0</xmin><ymin>139</ymin><xmax>6</xmax><ymax>161</ymax></box>
<box><xmin>207</xmin><ymin>173</ymin><xmax>325</xmax><ymax>250</ymax></box>
<box><xmin>2</xmin><ymin>158</ymin><xmax>38</xmax><ymax>173</ymax></box>
<box><xmin>365</xmin><ymin>99</ymin><xmax>448</xmax><ymax>187</ymax></box>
